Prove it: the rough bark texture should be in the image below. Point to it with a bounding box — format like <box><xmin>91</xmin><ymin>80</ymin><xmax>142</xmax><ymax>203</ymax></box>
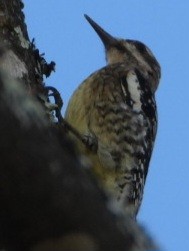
<box><xmin>0</xmin><ymin>0</ymin><xmax>37</xmax><ymax>86</ymax></box>
<box><xmin>0</xmin><ymin>1</ymin><xmax>159</xmax><ymax>251</ymax></box>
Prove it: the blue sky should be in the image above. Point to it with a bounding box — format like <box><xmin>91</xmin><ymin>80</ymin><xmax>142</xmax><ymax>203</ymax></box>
<box><xmin>24</xmin><ymin>1</ymin><xmax>189</xmax><ymax>250</ymax></box>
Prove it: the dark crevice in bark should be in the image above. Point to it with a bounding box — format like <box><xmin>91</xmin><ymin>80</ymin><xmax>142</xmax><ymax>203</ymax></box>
<box><xmin>0</xmin><ymin>1</ymin><xmax>159</xmax><ymax>251</ymax></box>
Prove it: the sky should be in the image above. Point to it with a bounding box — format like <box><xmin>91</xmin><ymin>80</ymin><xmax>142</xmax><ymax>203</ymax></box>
<box><xmin>24</xmin><ymin>1</ymin><xmax>189</xmax><ymax>250</ymax></box>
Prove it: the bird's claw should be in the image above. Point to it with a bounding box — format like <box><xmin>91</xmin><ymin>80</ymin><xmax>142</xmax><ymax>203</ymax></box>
<box><xmin>82</xmin><ymin>133</ymin><xmax>98</xmax><ymax>153</ymax></box>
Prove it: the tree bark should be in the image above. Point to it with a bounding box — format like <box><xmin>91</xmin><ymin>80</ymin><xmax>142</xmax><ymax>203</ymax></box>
<box><xmin>0</xmin><ymin>1</ymin><xmax>159</xmax><ymax>251</ymax></box>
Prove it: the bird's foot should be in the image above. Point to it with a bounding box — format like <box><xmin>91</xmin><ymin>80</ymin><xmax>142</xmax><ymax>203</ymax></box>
<box><xmin>82</xmin><ymin>132</ymin><xmax>98</xmax><ymax>153</ymax></box>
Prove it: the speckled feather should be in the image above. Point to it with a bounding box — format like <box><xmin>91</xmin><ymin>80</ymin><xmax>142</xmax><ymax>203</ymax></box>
<box><xmin>65</xmin><ymin>63</ymin><xmax>157</xmax><ymax>217</ymax></box>
<box><xmin>65</xmin><ymin>15</ymin><xmax>160</xmax><ymax>218</ymax></box>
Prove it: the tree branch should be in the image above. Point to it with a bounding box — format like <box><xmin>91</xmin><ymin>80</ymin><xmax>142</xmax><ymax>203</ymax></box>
<box><xmin>0</xmin><ymin>1</ymin><xmax>159</xmax><ymax>251</ymax></box>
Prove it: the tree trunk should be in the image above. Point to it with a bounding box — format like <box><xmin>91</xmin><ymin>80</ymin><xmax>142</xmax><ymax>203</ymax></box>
<box><xmin>0</xmin><ymin>1</ymin><xmax>159</xmax><ymax>251</ymax></box>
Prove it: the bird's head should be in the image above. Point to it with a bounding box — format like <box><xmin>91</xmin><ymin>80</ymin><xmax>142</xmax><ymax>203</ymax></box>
<box><xmin>84</xmin><ymin>14</ymin><xmax>161</xmax><ymax>92</ymax></box>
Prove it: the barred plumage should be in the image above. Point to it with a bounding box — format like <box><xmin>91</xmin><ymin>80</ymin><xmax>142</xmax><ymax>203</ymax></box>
<box><xmin>65</xmin><ymin>15</ymin><xmax>161</xmax><ymax>218</ymax></box>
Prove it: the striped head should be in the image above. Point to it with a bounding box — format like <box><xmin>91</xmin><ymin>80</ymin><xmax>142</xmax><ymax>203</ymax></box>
<box><xmin>84</xmin><ymin>14</ymin><xmax>161</xmax><ymax>93</ymax></box>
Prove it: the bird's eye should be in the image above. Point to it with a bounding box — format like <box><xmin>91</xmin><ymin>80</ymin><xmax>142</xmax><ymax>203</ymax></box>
<box><xmin>115</xmin><ymin>43</ymin><xmax>126</xmax><ymax>52</ymax></box>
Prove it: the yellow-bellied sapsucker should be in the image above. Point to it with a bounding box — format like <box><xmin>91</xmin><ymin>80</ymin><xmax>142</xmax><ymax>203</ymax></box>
<box><xmin>65</xmin><ymin>15</ymin><xmax>161</xmax><ymax>218</ymax></box>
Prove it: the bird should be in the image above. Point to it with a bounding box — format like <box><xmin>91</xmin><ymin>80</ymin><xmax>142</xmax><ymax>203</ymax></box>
<box><xmin>65</xmin><ymin>14</ymin><xmax>161</xmax><ymax>218</ymax></box>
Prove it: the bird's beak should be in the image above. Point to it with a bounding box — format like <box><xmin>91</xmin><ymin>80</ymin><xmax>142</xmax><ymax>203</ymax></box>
<box><xmin>84</xmin><ymin>14</ymin><xmax>117</xmax><ymax>49</ymax></box>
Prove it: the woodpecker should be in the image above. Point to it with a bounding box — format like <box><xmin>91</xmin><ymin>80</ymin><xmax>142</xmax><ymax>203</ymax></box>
<box><xmin>65</xmin><ymin>15</ymin><xmax>161</xmax><ymax>218</ymax></box>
